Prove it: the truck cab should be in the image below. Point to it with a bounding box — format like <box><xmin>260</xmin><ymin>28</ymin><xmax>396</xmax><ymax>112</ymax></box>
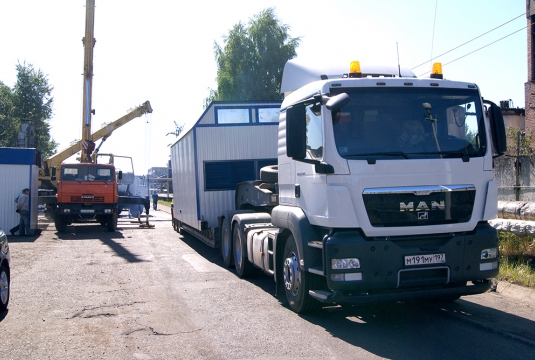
<box><xmin>271</xmin><ymin>60</ymin><xmax>506</xmax><ymax>310</ymax></box>
<box><xmin>54</xmin><ymin>163</ymin><xmax>119</xmax><ymax>232</ymax></box>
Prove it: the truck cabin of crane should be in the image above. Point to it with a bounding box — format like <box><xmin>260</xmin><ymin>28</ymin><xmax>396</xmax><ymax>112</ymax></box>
<box><xmin>60</xmin><ymin>164</ymin><xmax>115</xmax><ymax>182</ymax></box>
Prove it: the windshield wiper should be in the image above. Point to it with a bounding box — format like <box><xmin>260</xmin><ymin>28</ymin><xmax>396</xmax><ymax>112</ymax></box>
<box><xmin>416</xmin><ymin>151</ymin><xmax>471</xmax><ymax>162</ymax></box>
<box><xmin>345</xmin><ymin>151</ymin><xmax>410</xmax><ymax>159</ymax></box>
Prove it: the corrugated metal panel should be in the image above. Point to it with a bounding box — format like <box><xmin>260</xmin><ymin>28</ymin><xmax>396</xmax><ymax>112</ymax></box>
<box><xmin>170</xmin><ymin>101</ymin><xmax>281</xmax><ymax>231</ymax></box>
<box><xmin>196</xmin><ymin>124</ymin><xmax>278</xmax><ymax>227</ymax></box>
<box><xmin>0</xmin><ymin>164</ymin><xmax>38</xmax><ymax>232</ymax></box>
<box><xmin>171</xmin><ymin>130</ymin><xmax>199</xmax><ymax>229</ymax></box>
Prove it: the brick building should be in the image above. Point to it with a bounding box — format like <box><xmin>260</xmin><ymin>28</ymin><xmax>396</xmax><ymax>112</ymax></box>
<box><xmin>525</xmin><ymin>0</ymin><xmax>535</xmax><ymax>129</ymax></box>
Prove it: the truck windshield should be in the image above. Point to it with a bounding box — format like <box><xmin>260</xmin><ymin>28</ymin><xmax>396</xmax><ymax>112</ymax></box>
<box><xmin>331</xmin><ymin>87</ymin><xmax>485</xmax><ymax>160</ymax></box>
<box><xmin>61</xmin><ymin>165</ymin><xmax>114</xmax><ymax>182</ymax></box>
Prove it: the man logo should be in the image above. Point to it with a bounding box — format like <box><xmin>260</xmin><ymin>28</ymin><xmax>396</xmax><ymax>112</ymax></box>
<box><xmin>400</xmin><ymin>201</ymin><xmax>445</xmax><ymax>212</ymax></box>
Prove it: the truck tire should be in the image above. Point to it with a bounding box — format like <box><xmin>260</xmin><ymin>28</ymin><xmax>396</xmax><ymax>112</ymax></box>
<box><xmin>177</xmin><ymin>221</ymin><xmax>183</xmax><ymax>235</ymax></box>
<box><xmin>0</xmin><ymin>264</ymin><xmax>9</xmax><ymax>312</ymax></box>
<box><xmin>221</xmin><ymin>218</ymin><xmax>233</xmax><ymax>267</ymax></box>
<box><xmin>283</xmin><ymin>235</ymin><xmax>321</xmax><ymax>313</ymax></box>
<box><xmin>107</xmin><ymin>214</ymin><xmax>117</xmax><ymax>232</ymax></box>
<box><xmin>233</xmin><ymin>225</ymin><xmax>254</xmax><ymax>278</ymax></box>
<box><xmin>55</xmin><ymin>215</ymin><xmax>67</xmax><ymax>233</ymax></box>
<box><xmin>260</xmin><ymin>165</ymin><xmax>278</xmax><ymax>183</ymax></box>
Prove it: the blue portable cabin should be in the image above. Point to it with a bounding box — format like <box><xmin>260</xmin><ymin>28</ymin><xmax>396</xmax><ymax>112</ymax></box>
<box><xmin>0</xmin><ymin>148</ymin><xmax>41</xmax><ymax>233</ymax></box>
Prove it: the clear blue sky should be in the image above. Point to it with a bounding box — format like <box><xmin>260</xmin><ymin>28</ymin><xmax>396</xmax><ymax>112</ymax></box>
<box><xmin>0</xmin><ymin>0</ymin><xmax>527</xmax><ymax>173</ymax></box>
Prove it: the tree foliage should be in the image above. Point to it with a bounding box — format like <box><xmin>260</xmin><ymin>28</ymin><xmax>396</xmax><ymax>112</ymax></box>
<box><xmin>0</xmin><ymin>62</ymin><xmax>57</xmax><ymax>158</ymax></box>
<box><xmin>205</xmin><ymin>8</ymin><xmax>300</xmax><ymax>106</ymax></box>
<box><xmin>506</xmin><ymin>127</ymin><xmax>534</xmax><ymax>157</ymax></box>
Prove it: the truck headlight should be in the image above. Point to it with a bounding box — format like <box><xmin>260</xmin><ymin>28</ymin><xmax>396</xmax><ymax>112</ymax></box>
<box><xmin>331</xmin><ymin>258</ymin><xmax>361</xmax><ymax>269</ymax></box>
<box><xmin>104</xmin><ymin>209</ymin><xmax>112</xmax><ymax>214</ymax></box>
<box><xmin>62</xmin><ymin>209</ymin><xmax>70</xmax><ymax>213</ymax></box>
<box><xmin>481</xmin><ymin>248</ymin><xmax>497</xmax><ymax>260</ymax></box>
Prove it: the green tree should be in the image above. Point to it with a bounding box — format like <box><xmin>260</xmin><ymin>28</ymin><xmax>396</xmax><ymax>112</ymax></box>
<box><xmin>206</xmin><ymin>8</ymin><xmax>300</xmax><ymax>106</ymax></box>
<box><xmin>0</xmin><ymin>81</ymin><xmax>17</xmax><ymax>147</ymax></box>
<box><xmin>10</xmin><ymin>62</ymin><xmax>57</xmax><ymax>158</ymax></box>
<box><xmin>506</xmin><ymin>127</ymin><xmax>534</xmax><ymax>157</ymax></box>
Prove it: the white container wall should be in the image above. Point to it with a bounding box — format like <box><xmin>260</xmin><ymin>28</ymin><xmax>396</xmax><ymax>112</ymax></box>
<box><xmin>171</xmin><ymin>101</ymin><xmax>281</xmax><ymax>230</ymax></box>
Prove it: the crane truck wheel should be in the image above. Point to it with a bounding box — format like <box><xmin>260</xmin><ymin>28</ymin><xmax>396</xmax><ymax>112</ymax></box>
<box><xmin>233</xmin><ymin>225</ymin><xmax>254</xmax><ymax>278</ymax></box>
<box><xmin>221</xmin><ymin>218</ymin><xmax>234</xmax><ymax>268</ymax></box>
<box><xmin>106</xmin><ymin>214</ymin><xmax>118</xmax><ymax>232</ymax></box>
<box><xmin>54</xmin><ymin>215</ymin><xmax>67</xmax><ymax>233</ymax></box>
<box><xmin>283</xmin><ymin>235</ymin><xmax>321</xmax><ymax>314</ymax></box>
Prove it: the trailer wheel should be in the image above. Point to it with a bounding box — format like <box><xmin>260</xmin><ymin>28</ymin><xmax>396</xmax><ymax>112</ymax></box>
<box><xmin>54</xmin><ymin>215</ymin><xmax>67</xmax><ymax>233</ymax></box>
<box><xmin>0</xmin><ymin>264</ymin><xmax>10</xmax><ymax>312</ymax></box>
<box><xmin>107</xmin><ymin>214</ymin><xmax>117</xmax><ymax>232</ymax></box>
<box><xmin>233</xmin><ymin>225</ymin><xmax>254</xmax><ymax>278</ymax></box>
<box><xmin>221</xmin><ymin>219</ymin><xmax>233</xmax><ymax>267</ymax></box>
<box><xmin>283</xmin><ymin>235</ymin><xmax>321</xmax><ymax>313</ymax></box>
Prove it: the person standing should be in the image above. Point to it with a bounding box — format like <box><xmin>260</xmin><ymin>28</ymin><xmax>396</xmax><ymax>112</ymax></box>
<box><xmin>16</xmin><ymin>188</ymin><xmax>33</xmax><ymax>236</ymax></box>
<box><xmin>152</xmin><ymin>191</ymin><xmax>158</xmax><ymax>211</ymax></box>
<box><xmin>9</xmin><ymin>190</ymin><xmax>24</xmax><ymax>236</ymax></box>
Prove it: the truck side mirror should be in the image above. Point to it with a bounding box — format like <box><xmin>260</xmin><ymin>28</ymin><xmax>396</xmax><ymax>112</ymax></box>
<box><xmin>485</xmin><ymin>100</ymin><xmax>507</xmax><ymax>157</ymax></box>
<box><xmin>286</xmin><ymin>104</ymin><xmax>307</xmax><ymax>159</ymax></box>
<box><xmin>117</xmin><ymin>170</ymin><xmax>123</xmax><ymax>181</ymax></box>
<box><xmin>51</xmin><ymin>167</ymin><xmax>56</xmax><ymax>181</ymax></box>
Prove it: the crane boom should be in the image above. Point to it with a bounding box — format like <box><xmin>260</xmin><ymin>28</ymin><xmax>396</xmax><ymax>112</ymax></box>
<box><xmin>39</xmin><ymin>101</ymin><xmax>153</xmax><ymax>190</ymax></box>
<box><xmin>81</xmin><ymin>0</ymin><xmax>96</xmax><ymax>162</ymax></box>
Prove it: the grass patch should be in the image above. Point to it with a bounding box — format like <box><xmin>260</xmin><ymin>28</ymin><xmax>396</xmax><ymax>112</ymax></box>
<box><xmin>160</xmin><ymin>199</ymin><xmax>172</xmax><ymax>207</ymax></box>
<box><xmin>496</xmin><ymin>231</ymin><xmax>535</xmax><ymax>288</ymax></box>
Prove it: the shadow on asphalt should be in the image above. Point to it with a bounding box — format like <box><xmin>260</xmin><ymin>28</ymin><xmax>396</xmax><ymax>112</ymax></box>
<box><xmin>178</xmin><ymin>230</ymin><xmax>535</xmax><ymax>358</ymax></box>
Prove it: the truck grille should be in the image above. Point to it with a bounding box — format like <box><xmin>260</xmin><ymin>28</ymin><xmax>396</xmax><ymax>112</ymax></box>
<box><xmin>70</xmin><ymin>196</ymin><xmax>105</xmax><ymax>203</ymax></box>
<box><xmin>363</xmin><ymin>185</ymin><xmax>475</xmax><ymax>227</ymax></box>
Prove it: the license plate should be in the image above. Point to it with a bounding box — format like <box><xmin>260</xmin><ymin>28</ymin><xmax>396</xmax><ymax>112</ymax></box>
<box><xmin>405</xmin><ymin>253</ymin><xmax>445</xmax><ymax>266</ymax></box>
<box><xmin>80</xmin><ymin>209</ymin><xmax>95</xmax><ymax>214</ymax></box>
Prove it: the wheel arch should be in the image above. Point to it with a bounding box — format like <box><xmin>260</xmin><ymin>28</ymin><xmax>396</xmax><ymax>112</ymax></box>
<box><xmin>271</xmin><ymin>205</ymin><xmax>321</xmax><ymax>273</ymax></box>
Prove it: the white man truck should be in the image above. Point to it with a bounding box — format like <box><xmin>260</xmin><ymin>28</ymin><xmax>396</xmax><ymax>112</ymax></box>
<box><xmin>170</xmin><ymin>60</ymin><xmax>506</xmax><ymax>313</ymax></box>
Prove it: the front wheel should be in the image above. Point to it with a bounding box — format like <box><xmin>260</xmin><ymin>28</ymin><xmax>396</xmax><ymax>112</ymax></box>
<box><xmin>0</xmin><ymin>264</ymin><xmax>10</xmax><ymax>312</ymax></box>
<box><xmin>54</xmin><ymin>215</ymin><xmax>67</xmax><ymax>233</ymax></box>
<box><xmin>107</xmin><ymin>214</ymin><xmax>117</xmax><ymax>232</ymax></box>
<box><xmin>283</xmin><ymin>235</ymin><xmax>321</xmax><ymax>313</ymax></box>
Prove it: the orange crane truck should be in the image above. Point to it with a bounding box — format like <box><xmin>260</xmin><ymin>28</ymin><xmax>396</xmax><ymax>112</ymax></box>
<box><xmin>43</xmin><ymin>0</ymin><xmax>151</xmax><ymax>232</ymax></box>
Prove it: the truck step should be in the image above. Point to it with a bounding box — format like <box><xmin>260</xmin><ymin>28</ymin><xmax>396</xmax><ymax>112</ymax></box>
<box><xmin>308</xmin><ymin>241</ymin><xmax>323</xmax><ymax>249</ymax></box>
<box><xmin>309</xmin><ymin>290</ymin><xmax>333</xmax><ymax>301</ymax></box>
<box><xmin>308</xmin><ymin>267</ymin><xmax>324</xmax><ymax>276</ymax></box>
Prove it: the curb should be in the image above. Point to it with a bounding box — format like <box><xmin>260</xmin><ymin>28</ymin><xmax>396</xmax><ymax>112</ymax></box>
<box><xmin>496</xmin><ymin>281</ymin><xmax>535</xmax><ymax>305</ymax></box>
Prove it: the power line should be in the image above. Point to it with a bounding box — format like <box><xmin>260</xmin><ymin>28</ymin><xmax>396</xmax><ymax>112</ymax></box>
<box><xmin>412</xmin><ymin>11</ymin><xmax>526</xmax><ymax>71</ymax></box>
<box><xmin>417</xmin><ymin>25</ymin><xmax>526</xmax><ymax>77</ymax></box>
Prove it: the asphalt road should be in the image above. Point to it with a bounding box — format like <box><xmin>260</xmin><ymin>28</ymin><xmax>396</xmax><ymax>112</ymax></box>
<box><xmin>1</xmin><ymin>207</ymin><xmax>534</xmax><ymax>359</ymax></box>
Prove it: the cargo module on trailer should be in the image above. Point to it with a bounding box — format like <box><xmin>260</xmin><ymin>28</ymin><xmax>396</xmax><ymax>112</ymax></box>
<box><xmin>171</xmin><ymin>60</ymin><xmax>506</xmax><ymax>313</ymax></box>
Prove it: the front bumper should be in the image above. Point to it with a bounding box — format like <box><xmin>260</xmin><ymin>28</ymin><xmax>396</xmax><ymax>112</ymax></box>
<box><xmin>317</xmin><ymin>222</ymin><xmax>499</xmax><ymax>302</ymax></box>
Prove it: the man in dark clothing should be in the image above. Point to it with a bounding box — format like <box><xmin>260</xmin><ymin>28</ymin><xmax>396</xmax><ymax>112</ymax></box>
<box><xmin>152</xmin><ymin>191</ymin><xmax>159</xmax><ymax>211</ymax></box>
<box><xmin>17</xmin><ymin>188</ymin><xmax>33</xmax><ymax>236</ymax></box>
<box><xmin>10</xmin><ymin>189</ymin><xmax>24</xmax><ymax>236</ymax></box>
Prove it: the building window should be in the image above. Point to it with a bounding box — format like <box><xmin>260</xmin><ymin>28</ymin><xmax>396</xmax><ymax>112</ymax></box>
<box><xmin>216</xmin><ymin>108</ymin><xmax>250</xmax><ymax>124</ymax></box>
<box><xmin>258</xmin><ymin>107</ymin><xmax>280</xmax><ymax>123</ymax></box>
<box><xmin>204</xmin><ymin>158</ymin><xmax>277</xmax><ymax>191</ymax></box>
